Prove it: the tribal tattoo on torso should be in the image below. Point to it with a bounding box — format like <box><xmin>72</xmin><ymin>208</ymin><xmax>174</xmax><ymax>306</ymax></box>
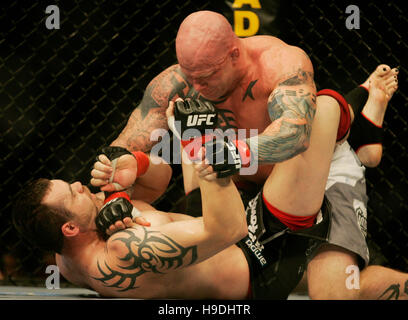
<box><xmin>94</xmin><ymin>228</ymin><xmax>197</xmax><ymax>292</ymax></box>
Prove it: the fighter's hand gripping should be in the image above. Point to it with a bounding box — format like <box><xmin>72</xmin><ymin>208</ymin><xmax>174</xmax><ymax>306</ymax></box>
<box><xmin>91</xmin><ymin>146</ymin><xmax>150</xmax><ymax>192</ymax></box>
<box><xmin>96</xmin><ymin>192</ymin><xmax>150</xmax><ymax>239</ymax></box>
<box><xmin>167</xmin><ymin>98</ymin><xmax>218</xmax><ymax>160</ymax></box>
<box><xmin>203</xmin><ymin>136</ymin><xmax>251</xmax><ymax>178</ymax></box>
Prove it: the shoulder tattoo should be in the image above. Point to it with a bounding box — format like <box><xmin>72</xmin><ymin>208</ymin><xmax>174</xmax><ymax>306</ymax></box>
<box><xmin>93</xmin><ymin>228</ymin><xmax>197</xmax><ymax>292</ymax></box>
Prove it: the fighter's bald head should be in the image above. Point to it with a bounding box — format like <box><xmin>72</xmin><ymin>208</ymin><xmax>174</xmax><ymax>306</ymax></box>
<box><xmin>176</xmin><ymin>11</ymin><xmax>237</xmax><ymax>72</ymax></box>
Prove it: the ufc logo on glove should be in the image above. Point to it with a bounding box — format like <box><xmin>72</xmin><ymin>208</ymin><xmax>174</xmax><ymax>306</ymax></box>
<box><xmin>186</xmin><ymin>114</ymin><xmax>217</xmax><ymax>127</ymax></box>
<box><xmin>225</xmin><ymin>141</ymin><xmax>242</xmax><ymax>169</ymax></box>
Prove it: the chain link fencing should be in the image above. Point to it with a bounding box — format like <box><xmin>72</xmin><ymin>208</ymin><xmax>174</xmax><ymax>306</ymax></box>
<box><xmin>1</xmin><ymin>0</ymin><xmax>406</xmax><ymax>286</ymax></box>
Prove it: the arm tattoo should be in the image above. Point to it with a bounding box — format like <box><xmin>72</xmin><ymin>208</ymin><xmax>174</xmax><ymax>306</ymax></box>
<box><xmin>379</xmin><ymin>283</ymin><xmax>400</xmax><ymax>300</ymax></box>
<box><xmin>139</xmin><ymin>66</ymin><xmax>183</xmax><ymax>120</ymax></box>
<box><xmin>93</xmin><ymin>228</ymin><xmax>197</xmax><ymax>292</ymax></box>
<box><xmin>123</xmin><ymin>108</ymin><xmax>168</xmax><ymax>152</ymax></box>
<box><xmin>246</xmin><ymin>70</ymin><xmax>316</xmax><ymax>164</ymax></box>
<box><xmin>117</xmin><ymin>66</ymin><xmax>186</xmax><ymax>152</ymax></box>
<box><xmin>278</xmin><ymin>69</ymin><xmax>314</xmax><ymax>87</ymax></box>
<box><xmin>121</xmin><ymin>66</ymin><xmax>234</xmax><ymax>152</ymax></box>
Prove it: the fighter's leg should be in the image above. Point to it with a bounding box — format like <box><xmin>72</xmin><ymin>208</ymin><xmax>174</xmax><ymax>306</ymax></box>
<box><xmin>349</xmin><ymin>64</ymin><xmax>399</xmax><ymax>167</ymax></box>
<box><xmin>263</xmin><ymin>94</ymin><xmax>341</xmax><ymax>216</ymax></box>
<box><xmin>308</xmin><ymin>65</ymin><xmax>402</xmax><ymax>300</ymax></box>
<box><xmin>308</xmin><ymin>246</ymin><xmax>408</xmax><ymax>300</ymax></box>
<box><xmin>359</xmin><ymin>266</ymin><xmax>408</xmax><ymax>300</ymax></box>
<box><xmin>307</xmin><ymin>244</ymin><xmax>360</xmax><ymax>299</ymax></box>
<box><xmin>180</xmin><ymin>159</ymin><xmax>206</xmax><ymax>217</ymax></box>
<box><xmin>184</xmin><ymin>92</ymin><xmax>344</xmax><ymax>218</ymax></box>
<box><xmin>182</xmin><ymin>157</ymin><xmax>200</xmax><ymax>195</ymax></box>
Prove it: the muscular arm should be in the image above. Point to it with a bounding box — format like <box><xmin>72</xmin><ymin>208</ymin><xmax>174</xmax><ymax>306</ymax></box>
<box><xmin>93</xmin><ymin>175</ymin><xmax>247</xmax><ymax>292</ymax></box>
<box><xmin>247</xmin><ymin>48</ymin><xmax>316</xmax><ymax>164</ymax></box>
<box><xmin>129</xmin><ymin>154</ymin><xmax>172</xmax><ymax>203</ymax></box>
<box><xmin>110</xmin><ymin>66</ymin><xmax>174</xmax><ymax>152</ymax></box>
<box><xmin>102</xmin><ymin>66</ymin><xmax>192</xmax><ymax>202</ymax></box>
<box><xmin>111</xmin><ymin>64</ymin><xmax>203</xmax><ymax>152</ymax></box>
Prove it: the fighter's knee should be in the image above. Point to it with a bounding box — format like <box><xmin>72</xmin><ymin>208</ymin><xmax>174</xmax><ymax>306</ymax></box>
<box><xmin>308</xmin><ymin>268</ymin><xmax>362</xmax><ymax>300</ymax></box>
<box><xmin>316</xmin><ymin>94</ymin><xmax>341</xmax><ymax>111</ymax></box>
<box><xmin>315</xmin><ymin>95</ymin><xmax>341</xmax><ymax>127</ymax></box>
<box><xmin>307</xmin><ymin>245</ymin><xmax>363</xmax><ymax>300</ymax></box>
<box><xmin>356</xmin><ymin>144</ymin><xmax>383</xmax><ymax>168</ymax></box>
<box><xmin>317</xmin><ymin>89</ymin><xmax>351</xmax><ymax>142</ymax></box>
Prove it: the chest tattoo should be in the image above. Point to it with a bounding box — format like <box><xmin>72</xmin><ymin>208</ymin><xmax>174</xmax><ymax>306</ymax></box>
<box><xmin>242</xmin><ymin>80</ymin><xmax>258</xmax><ymax>102</ymax></box>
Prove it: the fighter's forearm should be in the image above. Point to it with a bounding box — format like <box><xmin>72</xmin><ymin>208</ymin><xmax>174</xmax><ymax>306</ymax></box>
<box><xmin>130</xmin><ymin>154</ymin><xmax>172</xmax><ymax>203</ymax></box>
<box><xmin>246</xmin><ymin>87</ymin><xmax>316</xmax><ymax>164</ymax></box>
<box><xmin>111</xmin><ymin>107</ymin><xmax>168</xmax><ymax>153</ymax></box>
<box><xmin>110</xmin><ymin>65</ymin><xmax>190</xmax><ymax>153</ymax></box>
<box><xmin>198</xmin><ymin>176</ymin><xmax>247</xmax><ymax>241</ymax></box>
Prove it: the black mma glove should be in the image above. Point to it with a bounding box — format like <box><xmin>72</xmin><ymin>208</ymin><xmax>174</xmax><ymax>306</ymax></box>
<box><xmin>168</xmin><ymin>99</ymin><xmax>218</xmax><ymax>160</ymax></box>
<box><xmin>94</xmin><ymin>146</ymin><xmax>148</xmax><ymax>238</ymax></box>
<box><xmin>174</xmin><ymin>98</ymin><xmax>218</xmax><ymax>134</ymax></box>
<box><xmin>97</xmin><ymin>146</ymin><xmax>132</xmax><ymax>162</ymax></box>
<box><xmin>204</xmin><ymin>137</ymin><xmax>252</xmax><ymax>178</ymax></box>
<box><xmin>96</xmin><ymin>191</ymin><xmax>141</xmax><ymax>239</ymax></box>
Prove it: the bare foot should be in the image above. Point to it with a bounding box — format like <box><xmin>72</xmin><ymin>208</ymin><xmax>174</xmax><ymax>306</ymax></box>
<box><xmin>361</xmin><ymin>64</ymin><xmax>398</xmax><ymax>112</ymax></box>
<box><xmin>356</xmin><ymin>64</ymin><xmax>398</xmax><ymax>167</ymax></box>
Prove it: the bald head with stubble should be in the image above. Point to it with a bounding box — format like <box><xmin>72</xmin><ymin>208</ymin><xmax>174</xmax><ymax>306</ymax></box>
<box><xmin>176</xmin><ymin>11</ymin><xmax>237</xmax><ymax>73</ymax></box>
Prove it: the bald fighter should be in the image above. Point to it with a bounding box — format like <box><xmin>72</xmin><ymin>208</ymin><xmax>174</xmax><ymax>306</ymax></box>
<box><xmin>98</xmin><ymin>10</ymin><xmax>332</xmax><ymax>221</ymax></box>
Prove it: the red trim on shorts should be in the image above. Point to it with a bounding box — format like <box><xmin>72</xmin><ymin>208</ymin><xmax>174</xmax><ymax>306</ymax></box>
<box><xmin>262</xmin><ymin>193</ymin><xmax>317</xmax><ymax>231</ymax></box>
<box><xmin>316</xmin><ymin>89</ymin><xmax>351</xmax><ymax>141</ymax></box>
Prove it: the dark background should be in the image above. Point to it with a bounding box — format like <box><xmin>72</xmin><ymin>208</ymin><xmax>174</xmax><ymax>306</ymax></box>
<box><xmin>0</xmin><ymin>0</ymin><xmax>407</xmax><ymax>285</ymax></box>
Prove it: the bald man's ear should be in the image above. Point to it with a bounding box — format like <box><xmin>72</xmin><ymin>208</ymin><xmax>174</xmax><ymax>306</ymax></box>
<box><xmin>231</xmin><ymin>48</ymin><xmax>240</xmax><ymax>61</ymax></box>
